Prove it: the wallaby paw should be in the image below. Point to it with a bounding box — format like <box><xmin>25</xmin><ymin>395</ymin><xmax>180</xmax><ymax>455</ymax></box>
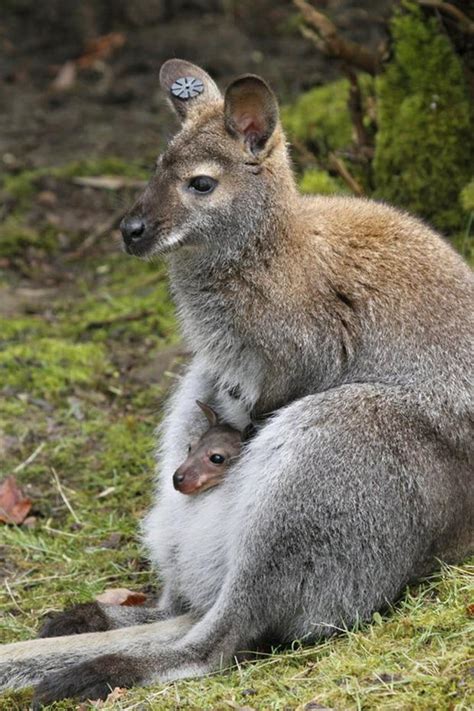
<box><xmin>32</xmin><ymin>654</ymin><xmax>143</xmax><ymax>708</ymax></box>
<box><xmin>38</xmin><ymin>601</ymin><xmax>110</xmax><ymax>637</ymax></box>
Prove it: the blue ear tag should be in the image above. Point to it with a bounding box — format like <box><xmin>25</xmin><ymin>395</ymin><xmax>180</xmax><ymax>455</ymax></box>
<box><xmin>171</xmin><ymin>76</ymin><xmax>205</xmax><ymax>100</ymax></box>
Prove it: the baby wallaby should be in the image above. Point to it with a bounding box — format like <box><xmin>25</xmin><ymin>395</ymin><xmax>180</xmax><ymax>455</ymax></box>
<box><xmin>173</xmin><ymin>400</ymin><xmax>242</xmax><ymax>495</ymax></box>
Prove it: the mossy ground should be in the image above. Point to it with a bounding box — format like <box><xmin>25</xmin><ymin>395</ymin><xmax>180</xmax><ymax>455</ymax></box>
<box><xmin>1</xmin><ymin>159</ymin><xmax>473</xmax><ymax>711</ymax></box>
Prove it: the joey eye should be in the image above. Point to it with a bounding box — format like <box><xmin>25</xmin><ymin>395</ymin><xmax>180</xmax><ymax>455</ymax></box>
<box><xmin>188</xmin><ymin>444</ymin><xmax>192</xmax><ymax>453</ymax></box>
<box><xmin>188</xmin><ymin>176</ymin><xmax>217</xmax><ymax>194</ymax></box>
<box><xmin>209</xmin><ymin>453</ymin><xmax>225</xmax><ymax>465</ymax></box>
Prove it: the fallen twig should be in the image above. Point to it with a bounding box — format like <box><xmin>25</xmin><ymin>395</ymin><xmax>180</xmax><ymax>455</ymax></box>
<box><xmin>66</xmin><ymin>207</ymin><xmax>124</xmax><ymax>260</ymax></box>
<box><xmin>51</xmin><ymin>467</ymin><xmax>81</xmax><ymax>524</ymax></box>
<box><xmin>328</xmin><ymin>153</ymin><xmax>365</xmax><ymax>196</ymax></box>
<box><xmin>72</xmin><ymin>176</ymin><xmax>146</xmax><ymax>190</ymax></box>
<box><xmin>85</xmin><ymin>309</ymin><xmax>155</xmax><ymax>330</ymax></box>
<box><xmin>13</xmin><ymin>442</ymin><xmax>45</xmax><ymax>474</ymax></box>
<box><xmin>345</xmin><ymin>69</ymin><xmax>374</xmax><ymax>160</ymax></box>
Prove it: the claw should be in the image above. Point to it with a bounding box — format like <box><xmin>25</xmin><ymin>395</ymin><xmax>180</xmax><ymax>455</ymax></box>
<box><xmin>39</xmin><ymin>602</ymin><xmax>109</xmax><ymax>637</ymax></box>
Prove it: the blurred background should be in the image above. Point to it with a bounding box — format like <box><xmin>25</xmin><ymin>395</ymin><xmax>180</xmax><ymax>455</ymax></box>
<box><xmin>0</xmin><ymin>3</ymin><xmax>473</xmax><ymax>708</ymax></box>
<box><xmin>1</xmin><ymin>0</ymin><xmax>473</xmax><ymax>267</ymax></box>
<box><xmin>0</xmin><ymin>5</ymin><xmax>474</xmax><ymax>711</ymax></box>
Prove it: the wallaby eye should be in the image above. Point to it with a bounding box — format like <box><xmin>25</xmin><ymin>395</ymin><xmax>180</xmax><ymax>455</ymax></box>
<box><xmin>188</xmin><ymin>176</ymin><xmax>217</xmax><ymax>194</ymax></box>
<box><xmin>209</xmin><ymin>453</ymin><xmax>225</xmax><ymax>465</ymax></box>
<box><xmin>188</xmin><ymin>444</ymin><xmax>192</xmax><ymax>453</ymax></box>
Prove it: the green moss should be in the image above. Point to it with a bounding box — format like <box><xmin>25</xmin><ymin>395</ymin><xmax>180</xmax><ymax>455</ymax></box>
<box><xmin>2</xmin><ymin>169</ymin><xmax>42</xmax><ymax>201</ymax></box>
<box><xmin>299</xmin><ymin>168</ymin><xmax>347</xmax><ymax>195</ymax></box>
<box><xmin>2</xmin><ymin>157</ymin><xmax>149</xmax><ymax>193</ymax></box>
<box><xmin>99</xmin><ymin>418</ymin><xmax>155</xmax><ymax>478</ymax></box>
<box><xmin>0</xmin><ymin>217</ymin><xmax>59</xmax><ymax>258</ymax></box>
<box><xmin>71</xmin><ymin>283</ymin><xmax>176</xmax><ymax>343</ymax></box>
<box><xmin>282</xmin><ymin>79</ymin><xmax>352</xmax><ymax>153</ymax></box>
<box><xmin>373</xmin><ymin>3</ymin><xmax>474</xmax><ymax>233</ymax></box>
<box><xmin>460</xmin><ymin>180</ymin><xmax>474</xmax><ymax>213</ymax></box>
<box><xmin>0</xmin><ymin>338</ymin><xmax>109</xmax><ymax>398</ymax></box>
<box><xmin>57</xmin><ymin>156</ymin><xmax>150</xmax><ymax>180</ymax></box>
<box><xmin>0</xmin><ymin>316</ymin><xmax>47</xmax><ymax>343</ymax></box>
<box><xmin>282</xmin><ymin>75</ymin><xmax>375</xmax><ymax>154</ymax></box>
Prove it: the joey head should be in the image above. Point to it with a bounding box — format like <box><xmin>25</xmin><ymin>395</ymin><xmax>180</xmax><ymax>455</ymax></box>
<box><xmin>173</xmin><ymin>401</ymin><xmax>243</xmax><ymax>495</ymax></box>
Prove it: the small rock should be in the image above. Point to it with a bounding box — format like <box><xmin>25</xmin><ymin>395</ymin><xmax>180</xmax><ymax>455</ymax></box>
<box><xmin>100</xmin><ymin>532</ymin><xmax>122</xmax><ymax>549</ymax></box>
<box><xmin>375</xmin><ymin>672</ymin><xmax>402</xmax><ymax>684</ymax></box>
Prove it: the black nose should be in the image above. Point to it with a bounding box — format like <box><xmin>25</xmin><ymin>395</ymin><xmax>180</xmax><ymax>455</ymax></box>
<box><xmin>120</xmin><ymin>217</ymin><xmax>146</xmax><ymax>245</ymax></box>
<box><xmin>173</xmin><ymin>471</ymin><xmax>185</xmax><ymax>489</ymax></box>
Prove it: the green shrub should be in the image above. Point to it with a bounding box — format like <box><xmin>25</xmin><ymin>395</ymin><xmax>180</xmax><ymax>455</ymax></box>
<box><xmin>373</xmin><ymin>3</ymin><xmax>473</xmax><ymax>232</ymax></box>
<box><xmin>299</xmin><ymin>169</ymin><xmax>346</xmax><ymax>195</ymax></box>
<box><xmin>282</xmin><ymin>79</ymin><xmax>353</xmax><ymax>153</ymax></box>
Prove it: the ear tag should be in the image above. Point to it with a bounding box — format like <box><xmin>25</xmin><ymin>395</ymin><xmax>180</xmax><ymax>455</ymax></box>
<box><xmin>171</xmin><ymin>76</ymin><xmax>204</xmax><ymax>100</ymax></box>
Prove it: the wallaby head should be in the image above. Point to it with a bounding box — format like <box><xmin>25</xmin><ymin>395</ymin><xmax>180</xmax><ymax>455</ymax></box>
<box><xmin>173</xmin><ymin>400</ymin><xmax>242</xmax><ymax>495</ymax></box>
<box><xmin>120</xmin><ymin>59</ymin><xmax>295</xmax><ymax>260</ymax></box>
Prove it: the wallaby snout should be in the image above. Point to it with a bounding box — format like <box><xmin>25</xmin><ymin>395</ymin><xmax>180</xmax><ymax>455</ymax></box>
<box><xmin>172</xmin><ymin>458</ymin><xmax>224</xmax><ymax>495</ymax></box>
<box><xmin>173</xmin><ymin>465</ymin><xmax>200</xmax><ymax>494</ymax></box>
<box><xmin>120</xmin><ymin>216</ymin><xmax>146</xmax><ymax>248</ymax></box>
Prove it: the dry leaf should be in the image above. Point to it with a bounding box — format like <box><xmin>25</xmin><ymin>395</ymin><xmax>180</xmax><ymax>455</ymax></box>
<box><xmin>466</xmin><ymin>603</ymin><xmax>474</xmax><ymax>617</ymax></box>
<box><xmin>76</xmin><ymin>32</ymin><xmax>126</xmax><ymax>69</ymax></box>
<box><xmin>0</xmin><ymin>476</ymin><xmax>32</xmax><ymax>524</ymax></box>
<box><xmin>37</xmin><ymin>190</ymin><xmax>58</xmax><ymax>208</ymax></box>
<box><xmin>51</xmin><ymin>61</ymin><xmax>77</xmax><ymax>91</ymax></box>
<box><xmin>96</xmin><ymin>587</ymin><xmax>148</xmax><ymax>606</ymax></box>
<box><xmin>85</xmin><ymin>686</ymin><xmax>127</xmax><ymax>708</ymax></box>
<box><xmin>105</xmin><ymin>687</ymin><xmax>127</xmax><ymax>703</ymax></box>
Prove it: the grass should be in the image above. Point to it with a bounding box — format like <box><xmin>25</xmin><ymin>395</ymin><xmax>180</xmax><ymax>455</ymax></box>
<box><xmin>0</xmin><ymin>165</ymin><xmax>473</xmax><ymax>710</ymax></box>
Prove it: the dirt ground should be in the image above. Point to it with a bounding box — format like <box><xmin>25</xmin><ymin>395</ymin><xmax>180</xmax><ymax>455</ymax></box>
<box><xmin>0</xmin><ymin>1</ymin><xmax>393</xmax><ymax>299</ymax></box>
<box><xmin>0</xmin><ymin>1</ymin><xmax>393</xmax><ymax>164</ymax></box>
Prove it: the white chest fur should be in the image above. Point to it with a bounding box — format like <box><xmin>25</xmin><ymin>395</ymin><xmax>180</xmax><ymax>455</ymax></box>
<box><xmin>142</xmin><ymin>347</ymin><xmax>263</xmax><ymax>611</ymax></box>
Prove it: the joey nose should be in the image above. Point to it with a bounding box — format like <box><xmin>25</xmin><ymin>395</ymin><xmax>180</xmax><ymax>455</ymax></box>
<box><xmin>173</xmin><ymin>471</ymin><xmax>185</xmax><ymax>490</ymax></box>
<box><xmin>120</xmin><ymin>217</ymin><xmax>146</xmax><ymax>245</ymax></box>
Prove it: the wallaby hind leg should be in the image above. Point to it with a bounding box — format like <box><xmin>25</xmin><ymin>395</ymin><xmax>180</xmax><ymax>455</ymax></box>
<box><xmin>0</xmin><ymin>614</ymin><xmax>195</xmax><ymax>693</ymax></box>
<box><xmin>29</xmin><ymin>384</ymin><xmax>471</xmax><ymax>706</ymax></box>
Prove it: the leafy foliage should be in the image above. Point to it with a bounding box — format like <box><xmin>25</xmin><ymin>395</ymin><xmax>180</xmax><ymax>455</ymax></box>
<box><xmin>284</xmin><ymin>3</ymin><xmax>474</xmax><ymax>238</ymax></box>
<box><xmin>299</xmin><ymin>168</ymin><xmax>346</xmax><ymax>195</ymax></box>
<box><xmin>282</xmin><ymin>79</ymin><xmax>353</xmax><ymax>153</ymax></box>
<box><xmin>374</xmin><ymin>3</ymin><xmax>473</xmax><ymax>232</ymax></box>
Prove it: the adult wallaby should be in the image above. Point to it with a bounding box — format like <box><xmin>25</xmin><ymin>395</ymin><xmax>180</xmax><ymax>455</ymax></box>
<box><xmin>1</xmin><ymin>59</ymin><xmax>472</xmax><ymax>706</ymax></box>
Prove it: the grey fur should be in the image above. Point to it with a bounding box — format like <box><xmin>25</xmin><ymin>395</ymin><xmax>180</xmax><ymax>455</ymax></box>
<box><xmin>0</xmin><ymin>60</ymin><xmax>472</xmax><ymax>704</ymax></box>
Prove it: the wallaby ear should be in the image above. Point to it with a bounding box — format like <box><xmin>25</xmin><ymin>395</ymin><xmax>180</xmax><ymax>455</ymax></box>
<box><xmin>224</xmin><ymin>74</ymin><xmax>279</xmax><ymax>156</ymax></box>
<box><xmin>160</xmin><ymin>59</ymin><xmax>221</xmax><ymax>121</ymax></box>
<box><xmin>196</xmin><ymin>400</ymin><xmax>219</xmax><ymax>427</ymax></box>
